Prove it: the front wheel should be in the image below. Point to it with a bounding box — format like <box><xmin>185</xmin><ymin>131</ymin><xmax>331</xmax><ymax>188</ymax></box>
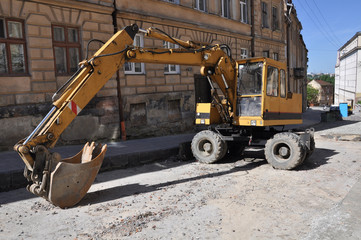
<box><xmin>191</xmin><ymin>130</ymin><xmax>227</xmax><ymax>164</ymax></box>
<box><xmin>265</xmin><ymin>132</ymin><xmax>306</xmax><ymax>170</ymax></box>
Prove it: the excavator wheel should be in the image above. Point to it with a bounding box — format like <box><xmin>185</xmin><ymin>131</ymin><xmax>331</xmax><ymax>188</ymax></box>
<box><xmin>264</xmin><ymin>132</ymin><xmax>306</xmax><ymax>170</ymax></box>
<box><xmin>191</xmin><ymin>130</ymin><xmax>227</xmax><ymax>164</ymax></box>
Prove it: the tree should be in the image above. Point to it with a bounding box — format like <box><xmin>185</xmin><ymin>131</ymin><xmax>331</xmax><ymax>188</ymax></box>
<box><xmin>307</xmin><ymin>86</ymin><xmax>319</xmax><ymax>105</ymax></box>
<box><xmin>319</xmin><ymin>74</ymin><xmax>335</xmax><ymax>84</ymax></box>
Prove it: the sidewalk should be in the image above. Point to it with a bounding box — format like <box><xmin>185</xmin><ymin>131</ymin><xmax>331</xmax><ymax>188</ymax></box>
<box><xmin>0</xmin><ymin>133</ymin><xmax>194</xmax><ymax>192</ymax></box>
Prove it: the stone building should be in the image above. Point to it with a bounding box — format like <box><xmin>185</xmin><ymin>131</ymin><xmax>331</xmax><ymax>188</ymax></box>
<box><xmin>335</xmin><ymin>31</ymin><xmax>361</xmax><ymax>107</ymax></box>
<box><xmin>0</xmin><ymin>0</ymin><xmax>307</xmax><ymax>150</ymax></box>
<box><xmin>308</xmin><ymin>80</ymin><xmax>334</xmax><ymax>106</ymax></box>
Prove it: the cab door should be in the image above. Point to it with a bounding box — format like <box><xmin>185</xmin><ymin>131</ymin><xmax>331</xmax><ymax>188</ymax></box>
<box><xmin>263</xmin><ymin>65</ymin><xmax>280</xmax><ymax>121</ymax></box>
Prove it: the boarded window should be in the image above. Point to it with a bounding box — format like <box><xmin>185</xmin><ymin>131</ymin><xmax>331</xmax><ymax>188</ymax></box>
<box><xmin>168</xmin><ymin>99</ymin><xmax>181</xmax><ymax>122</ymax></box>
<box><xmin>130</xmin><ymin>103</ymin><xmax>147</xmax><ymax>127</ymax></box>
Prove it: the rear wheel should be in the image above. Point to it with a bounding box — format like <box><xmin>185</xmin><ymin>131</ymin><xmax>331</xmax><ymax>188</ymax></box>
<box><xmin>191</xmin><ymin>130</ymin><xmax>227</xmax><ymax>164</ymax></box>
<box><xmin>265</xmin><ymin>132</ymin><xmax>306</xmax><ymax>170</ymax></box>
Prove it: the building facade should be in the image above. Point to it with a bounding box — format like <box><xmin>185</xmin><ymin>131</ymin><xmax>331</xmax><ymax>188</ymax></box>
<box><xmin>335</xmin><ymin>32</ymin><xmax>361</xmax><ymax>106</ymax></box>
<box><xmin>308</xmin><ymin>80</ymin><xmax>334</xmax><ymax>106</ymax></box>
<box><xmin>0</xmin><ymin>0</ymin><xmax>307</xmax><ymax>150</ymax></box>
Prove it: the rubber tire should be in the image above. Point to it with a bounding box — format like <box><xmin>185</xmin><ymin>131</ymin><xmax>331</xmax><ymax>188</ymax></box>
<box><xmin>191</xmin><ymin>130</ymin><xmax>226</xmax><ymax>164</ymax></box>
<box><xmin>265</xmin><ymin>132</ymin><xmax>306</xmax><ymax>170</ymax></box>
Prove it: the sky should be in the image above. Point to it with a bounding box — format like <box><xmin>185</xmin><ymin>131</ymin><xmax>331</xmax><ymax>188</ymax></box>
<box><xmin>292</xmin><ymin>0</ymin><xmax>361</xmax><ymax>74</ymax></box>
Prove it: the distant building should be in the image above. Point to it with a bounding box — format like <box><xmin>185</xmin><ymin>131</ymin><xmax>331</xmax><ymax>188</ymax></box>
<box><xmin>335</xmin><ymin>32</ymin><xmax>361</xmax><ymax>106</ymax></box>
<box><xmin>308</xmin><ymin>80</ymin><xmax>333</xmax><ymax>106</ymax></box>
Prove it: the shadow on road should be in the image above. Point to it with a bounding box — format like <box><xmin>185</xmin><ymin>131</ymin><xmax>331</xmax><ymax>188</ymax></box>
<box><xmin>78</xmin><ymin>159</ymin><xmax>265</xmax><ymax>206</ymax></box>
<box><xmin>297</xmin><ymin>147</ymin><xmax>338</xmax><ymax>171</ymax></box>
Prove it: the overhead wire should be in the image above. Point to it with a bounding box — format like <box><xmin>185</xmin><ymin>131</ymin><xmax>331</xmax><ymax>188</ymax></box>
<box><xmin>294</xmin><ymin>0</ymin><xmax>340</xmax><ymax>49</ymax></box>
<box><xmin>310</xmin><ymin>0</ymin><xmax>343</xmax><ymax>46</ymax></box>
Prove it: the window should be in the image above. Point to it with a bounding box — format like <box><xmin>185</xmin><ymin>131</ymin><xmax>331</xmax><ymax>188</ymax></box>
<box><xmin>266</xmin><ymin>66</ymin><xmax>278</xmax><ymax>97</ymax></box>
<box><xmin>195</xmin><ymin>0</ymin><xmax>207</xmax><ymax>11</ymax></box>
<box><xmin>240</xmin><ymin>48</ymin><xmax>248</xmax><ymax>59</ymax></box>
<box><xmin>240</xmin><ymin>0</ymin><xmax>249</xmax><ymax>23</ymax></box>
<box><xmin>280</xmin><ymin>69</ymin><xmax>286</xmax><ymax>98</ymax></box>
<box><xmin>273</xmin><ymin>52</ymin><xmax>279</xmax><ymax>61</ymax></box>
<box><xmin>0</xmin><ymin>18</ymin><xmax>27</xmax><ymax>75</ymax></box>
<box><xmin>262</xmin><ymin>2</ymin><xmax>269</xmax><ymax>28</ymax></box>
<box><xmin>124</xmin><ymin>34</ymin><xmax>145</xmax><ymax>74</ymax></box>
<box><xmin>263</xmin><ymin>50</ymin><xmax>269</xmax><ymax>58</ymax></box>
<box><xmin>272</xmin><ymin>6</ymin><xmax>279</xmax><ymax>30</ymax></box>
<box><xmin>222</xmin><ymin>0</ymin><xmax>231</xmax><ymax>18</ymax></box>
<box><xmin>164</xmin><ymin>41</ymin><xmax>180</xmax><ymax>74</ymax></box>
<box><xmin>52</xmin><ymin>25</ymin><xmax>81</xmax><ymax>75</ymax></box>
<box><xmin>164</xmin><ymin>0</ymin><xmax>180</xmax><ymax>4</ymax></box>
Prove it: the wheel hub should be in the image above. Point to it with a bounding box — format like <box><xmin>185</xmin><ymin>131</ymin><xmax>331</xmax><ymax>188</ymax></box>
<box><xmin>279</xmin><ymin>146</ymin><xmax>290</xmax><ymax>157</ymax></box>
<box><xmin>203</xmin><ymin>142</ymin><xmax>212</xmax><ymax>152</ymax></box>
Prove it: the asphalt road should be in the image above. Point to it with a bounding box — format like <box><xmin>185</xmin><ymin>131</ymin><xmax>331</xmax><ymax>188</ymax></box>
<box><xmin>1</xmin><ymin>137</ymin><xmax>361</xmax><ymax>239</ymax></box>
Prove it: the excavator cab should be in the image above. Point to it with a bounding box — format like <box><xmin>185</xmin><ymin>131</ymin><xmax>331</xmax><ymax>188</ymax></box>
<box><xmin>234</xmin><ymin>57</ymin><xmax>303</xmax><ymax>127</ymax></box>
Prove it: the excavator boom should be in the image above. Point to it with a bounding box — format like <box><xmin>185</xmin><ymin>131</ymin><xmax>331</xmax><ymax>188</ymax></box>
<box><xmin>15</xmin><ymin>23</ymin><xmax>309</xmax><ymax>208</ymax></box>
<box><xmin>14</xmin><ymin>24</ymin><xmax>236</xmax><ymax>208</ymax></box>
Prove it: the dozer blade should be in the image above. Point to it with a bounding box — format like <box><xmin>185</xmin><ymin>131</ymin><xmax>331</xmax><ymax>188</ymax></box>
<box><xmin>48</xmin><ymin>142</ymin><xmax>107</xmax><ymax>208</ymax></box>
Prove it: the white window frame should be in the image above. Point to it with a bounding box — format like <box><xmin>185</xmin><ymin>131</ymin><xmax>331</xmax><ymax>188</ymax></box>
<box><xmin>221</xmin><ymin>0</ymin><xmax>231</xmax><ymax>18</ymax></box>
<box><xmin>240</xmin><ymin>48</ymin><xmax>248</xmax><ymax>59</ymax></box>
<box><xmin>124</xmin><ymin>34</ymin><xmax>145</xmax><ymax>74</ymax></box>
<box><xmin>164</xmin><ymin>41</ymin><xmax>180</xmax><ymax>74</ymax></box>
<box><xmin>195</xmin><ymin>0</ymin><xmax>207</xmax><ymax>12</ymax></box>
<box><xmin>240</xmin><ymin>0</ymin><xmax>248</xmax><ymax>24</ymax></box>
<box><xmin>273</xmin><ymin>52</ymin><xmax>279</xmax><ymax>61</ymax></box>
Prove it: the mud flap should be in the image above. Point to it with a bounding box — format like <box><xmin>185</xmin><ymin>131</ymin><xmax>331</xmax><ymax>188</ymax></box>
<box><xmin>48</xmin><ymin>143</ymin><xmax>107</xmax><ymax>208</ymax></box>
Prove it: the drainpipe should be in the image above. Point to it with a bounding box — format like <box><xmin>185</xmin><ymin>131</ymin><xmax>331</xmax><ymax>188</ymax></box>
<box><xmin>250</xmin><ymin>0</ymin><xmax>255</xmax><ymax>57</ymax></box>
<box><xmin>112</xmin><ymin>0</ymin><xmax>126</xmax><ymax>141</ymax></box>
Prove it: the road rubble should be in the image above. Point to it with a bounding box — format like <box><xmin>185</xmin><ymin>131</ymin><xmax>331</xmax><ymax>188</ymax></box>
<box><xmin>1</xmin><ymin>135</ymin><xmax>361</xmax><ymax>239</ymax></box>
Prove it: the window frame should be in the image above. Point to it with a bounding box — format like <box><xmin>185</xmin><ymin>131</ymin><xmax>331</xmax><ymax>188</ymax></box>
<box><xmin>0</xmin><ymin>18</ymin><xmax>28</xmax><ymax>76</ymax></box>
<box><xmin>164</xmin><ymin>0</ymin><xmax>180</xmax><ymax>4</ymax></box>
<box><xmin>195</xmin><ymin>0</ymin><xmax>207</xmax><ymax>12</ymax></box>
<box><xmin>240</xmin><ymin>0</ymin><xmax>249</xmax><ymax>24</ymax></box>
<box><xmin>262</xmin><ymin>2</ymin><xmax>269</xmax><ymax>28</ymax></box>
<box><xmin>280</xmin><ymin>69</ymin><xmax>286</xmax><ymax>98</ymax></box>
<box><xmin>273</xmin><ymin>52</ymin><xmax>279</xmax><ymax>61</ymax></box>
<box><xmin>164</xmin><ymin>41</ymin><xmax>180</xmax><ymax>74</ymax></box>
<box><xmin>272</xmin><ymin>6</ymin><xmax>279</xmax><ymax>30</ymax></box>
<box><xmin>266</xmin><ymin>66</ymin><xmax>279</xmax><ymax>97</ymax></box>
<box><xmin>221</xmin><ymin>0</ymin><xmax>231</xmax><ymax>19</ymax></box>
<box><xmin>52</xmin><ymin>24</ymin><xmax>81</xmax><ymax>76</ymax></box>
<box><xmin>124</xmin><ymin>34</ymin><xmax>145</xmax><ymax>75</ymax></box>
<box><xmin>240</xmin><ymin>48</ymin><xmax>248</xmax><ymax>59</ymax></box>
<box><xmin>263</xmin><ymin>50</ymin><xmax>269</xmax><ymax>58</ymax></box>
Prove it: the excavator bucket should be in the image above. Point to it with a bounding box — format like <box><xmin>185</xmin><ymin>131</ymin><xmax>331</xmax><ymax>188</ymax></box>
<box><xmin>47</xmin><ymin>142</ymin><xmax>107</xmax><ymax>208</ymax></box>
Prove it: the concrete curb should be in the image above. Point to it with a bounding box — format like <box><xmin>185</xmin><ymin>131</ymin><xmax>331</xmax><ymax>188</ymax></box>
<box><xmin>0</xmin><ymin>134</ymin><xmax>194</xmax><ymax>192</ymax></box>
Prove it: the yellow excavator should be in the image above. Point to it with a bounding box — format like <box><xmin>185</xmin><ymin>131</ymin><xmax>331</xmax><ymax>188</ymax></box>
<box><xmin>14</xmin><ymin>24</ymin><xmax>314</xmax><ymax>208</ymax></box>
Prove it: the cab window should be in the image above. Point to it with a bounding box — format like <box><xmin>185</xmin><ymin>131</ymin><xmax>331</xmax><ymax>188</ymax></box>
<box><xmin>280</xmin><ymin>69</ymin><xmax>286</xmax><ymax>98</ymax></box>
<box><xmin>266</xmin><ymin>66</ymin><xmax>278</xmax><ymax>97</ymax></box>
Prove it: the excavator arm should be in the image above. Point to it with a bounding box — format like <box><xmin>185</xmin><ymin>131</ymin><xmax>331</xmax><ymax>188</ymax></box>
<box><xmin>14</xmin><ymin>24</ymin><xmax>236</xmax><ymax>208</ymax></box>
